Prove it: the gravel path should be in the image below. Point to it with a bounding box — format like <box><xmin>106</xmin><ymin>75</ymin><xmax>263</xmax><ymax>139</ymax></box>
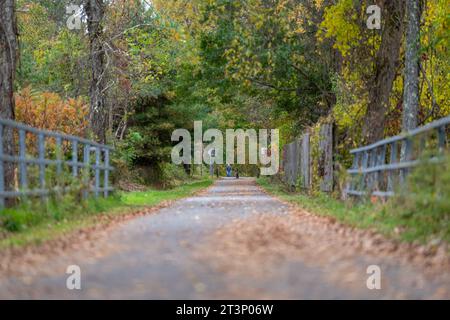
<box><xmin>0</xmin><ymin>178</ymin><xmax>449</xmax><ymax>299</ymax></box>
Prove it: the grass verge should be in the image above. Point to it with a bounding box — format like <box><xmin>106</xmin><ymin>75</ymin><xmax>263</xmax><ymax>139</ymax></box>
<box><xmin>257</xmin><ymin>173</ymin><xmax>449</xmax><ymax>245</ymax></box>
<box><xmin>0</xmin><ymin>178</ymin><xmax>213</xmax><ymax>249</ymax></box>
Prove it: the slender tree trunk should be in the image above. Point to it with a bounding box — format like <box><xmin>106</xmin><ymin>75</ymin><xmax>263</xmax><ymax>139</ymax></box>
<box><xmin>362</xmin><ymin>0</ymin><xmax>405</xmax><ymax>144</ymax></box>
<box><xmin>402</xmin><ymin>0</ymin><xmax>421</xmax><ymax>131</ymax></box>
<box><xmin>85</xmin><ymin>0</ymin><xmax>107</xmax><ymax>143</ymax></box>
<box><xmin>0</xmin><ymin>0</ymin><xmax>19</xmax><ymax>203</ymax></box>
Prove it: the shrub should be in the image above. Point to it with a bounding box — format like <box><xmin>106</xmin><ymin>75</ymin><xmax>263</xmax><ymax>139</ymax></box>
<box><xmin>15</xmin><ymin>86</ymin><xmax>88</xmax><ymax>138</ymax></box>
<box><xmin>159</xmin><ymin>163</ymin><xmax>190</xmax><ymax>189</ymax></box>
<box><xmin>382</xmin><ymin>152</ymin><xmax>450</xmax><ymax>242</ymax></box>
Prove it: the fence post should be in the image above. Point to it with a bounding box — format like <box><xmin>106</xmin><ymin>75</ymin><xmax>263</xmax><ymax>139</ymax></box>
<box><xmin>360</xmin><ymin>151</ymin><xmax>368</xmax><ymax>192</ymax></box>
<box><xmin>301</xmin><ymin>133</ymin><xmax>310</xmax><ymax>189</ymax></box>
<box><xmin>438</xmin><ymin>126</ymin><xmax>446</xmax><ymax>151</ymax></box>
<box><xmin>0</xmin><ymin>124</ymin><xmax>4</xmax><ymax>209</ymax></box>
<box><xmin>95</xmin><ymin>147</ymin><xmax>100</xmax><ymax>198</ymax></box>
<box><xmin>346</xmin><ymin>116</ymin><xmax>449</xmax><ymax>199</ymax></box>
<box><xmin>19</xmin><ymin>129</ymin><xmax>28</xmax><ymax>190</ymax></box>
<box><xmin>400</xmin><ymin>138</ymin><xmax>413</xmax><ymax>184</ymax></box>
<box><xmin>56</xmin><ymin>136</ymin><xmax>62</xmax><ymax>178</ymax></box>
<box><xmin>348</xmin><ymin>152</ymin><xmax>359</xmax><ymax>193</ymax></box>
<box><xmin>366</xmin><ymin>150</ymin><xmax>373</xmax><ymax>191</ymax></box>
<box><xmin>284</xmin><ymin>143</ymin><xmax>290</xmax><ymax>185</ymax></box>
<box><xmin>376</xmin><ymin>145</ymin><xmax>386</xmax><ymax>191</ymax></box>
<box><xmin>83</xmin><ymin>144</ymin><xmax>90</xmax><ymax>199</ymax></box>
<box><xmin>293</xmin><ymin>139</ymin><xmax>300</xmax><ymax>187</ymax></box>
<box><xmin>289</xmin><ymin>143</ymin><xmax>294</xmax><ymax>186</ymax></box>
<box><xmin>351</xmin><ymin>153</ymin><xmax>359</xmax><ymax>169</ymax></box>
<box><xmin>387</xmin><ymin>142</ymin><xmax>398</xmax><ymax>192</ymax></box>
<box><xmin>319</xmin><ymin>123</ymin><xmax>333</xmax><ymax>192</ymax></box>
<box><xmin>104</xmin><ymin>148</ymin><xmax>110</xmax><ymax>197</ymax></box>
<box><xmin>38</xmin><ymin>133</ymin><xmax>46</xmax><ymax>200</ymax></box>
<box><xmin>72</xmin><ymin>140</ymin><xmax>78</xmax><ymax>177</ymax></box>
<box><xmin>0</xmin><ymin>119</ymin><xmax>114</xmax><ymax>205</ymax></box>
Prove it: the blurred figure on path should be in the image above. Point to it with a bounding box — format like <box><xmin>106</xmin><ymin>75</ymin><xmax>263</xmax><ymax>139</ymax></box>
<box><xmin>226</xmin><ymin>164</ymin><xmax>232</xmax><ymax>177</ymax></box>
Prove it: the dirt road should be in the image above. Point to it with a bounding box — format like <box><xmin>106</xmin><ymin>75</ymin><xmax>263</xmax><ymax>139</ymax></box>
<box><xmin>0</xmin><ymin>178</ymin><xmax>449</xmax><ymax>299</ymax></box>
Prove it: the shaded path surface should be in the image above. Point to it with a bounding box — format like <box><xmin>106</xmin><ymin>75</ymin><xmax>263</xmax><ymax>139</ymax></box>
<box><xmin>0</xmin><ymin>178</ymin><xmax>449</xmax><ymax>299</ymax></box>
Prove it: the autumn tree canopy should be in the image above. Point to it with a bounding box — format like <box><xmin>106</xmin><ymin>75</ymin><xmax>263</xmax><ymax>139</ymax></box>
<box><xmin>2</xmin><ymin>0</ymin><xmax>449</xmax><ymax>177</ymax></box>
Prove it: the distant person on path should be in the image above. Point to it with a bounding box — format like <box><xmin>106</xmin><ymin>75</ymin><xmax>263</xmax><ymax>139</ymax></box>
<box><xmin>226</xmin><ymin>164</ymin><xmax>232</xmax><ymax>177</ymax></box>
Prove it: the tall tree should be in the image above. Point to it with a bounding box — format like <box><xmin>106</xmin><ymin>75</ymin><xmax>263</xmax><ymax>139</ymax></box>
<box><xmin>0</xmin><ymin>0</ymin><xmax>19</xmax><ymax>200</ymax></box>
<box><xmin>362</xmin><ymin>0</ymin><xmax>405</xmax><ymax>144</ymax></box>
<box><xmin>402</xmin><ymin>0</ymin><xmax>421</xmax><ymax>131</ymax></box>
<box><xmin>85</xmin><ymin>0</ymin><xmax>107</xmax><ymax>143</ymax></box>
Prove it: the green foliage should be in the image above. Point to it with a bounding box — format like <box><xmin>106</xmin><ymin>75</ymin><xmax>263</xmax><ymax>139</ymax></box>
<box><xmin>113</xmin><ymin>6</ymin><xmax>213</xmax><ymax>183</ymax></box>
<box><xmin>17</xmin><ymin>1</ymin><xmax>89</xmax><ymax>97</ymax></box>
<box><xmin>117</xmin><ymin>131</ymin><xmax>145</xmax><ymax>165</ymax></box>
<box><xmin>320</xmin><ymin>0</ymin><xmax>363</xmax><ymax>56</ymax></box>
<box><xmin>198</xmin><ymin>0</ymin><xmax>335</xmax><ymax>134</ymax></box>
<box><xmin>124</xmin><ymin>95</ymin><xmax>176</xmax><ymax>168</ymax></box>
<box><xmin>382</xmin><ymin>153</ymin><xmax>450</xmax><ymax>243</ymax></box>
<box><xmin>321</xmin><ymin>0</ymin><xmax>450</xmax><ymax>145</ymax></box>
<box><xmin>120</xmin><ymin>178</ymin><xmax>212</xmax><ymax>206</ymax></box>
<box><xmin>1</xmin><ymin>194</ymin><xmax>121</xmax><ymax>233</ymax></box>
<box><xmin>257</xmin><ymin>176</ymin><xmax>377</xmax><ymax>229</ymax></box>
<box><xmin>0</xmin><ymin>178</ymin><xmax>212</xmax><ymax>247</ymax></box>
<box><xmin>159</xmin><ymin>163</ymin><xmax>190</xmax><ymax>189</ymax></box>
<box><xmin>258</xmin><ymin>152</ymin><xmax>450</xmax><ymax>245</ymax></box>
<box><xmin>13</xmin><ymin>0</ymin><xmax>449</xmax><ymax>208</ymax></box>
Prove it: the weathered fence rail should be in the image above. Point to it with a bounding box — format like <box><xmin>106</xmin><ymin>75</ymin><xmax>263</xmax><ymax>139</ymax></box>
<box><xmin>345</xmin><ymin>115</ymin><xmax>450</xmax><ymax>198</ymax></box>
<box><xmin>283</xmin><ymin>132</ymin><xmax>310</xmax><ymax>189</ymax></box>
<box><xmin>281</xmin><ymin>116</ymin><xmax>449</xmax><ymax>198</ymax></box>
<box><xmin>0</xmin><ymin>118</ymin><xmax>114</xmax><ymax>209</ymax></box>
<box><xmin>282</xmin><ymin>123</ymin><xmax>333</xmax><ymax>192</ymax></box>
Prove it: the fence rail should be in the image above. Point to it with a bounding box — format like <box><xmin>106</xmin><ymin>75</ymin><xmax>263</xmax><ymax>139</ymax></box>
<box><xmin>0</xmin><ymin>118</ymin><xmax>114</xmax><ymax>209</ymax></box>
<box><xmin>282</xmin><ymin>123</ymin><xmax>333</xmax><ymax>192</ymax></box>
<box><xmin>283</xmin><ymin>133</ymin><xmax>311</xmax><ymax>189</ymax></box>
<box><xmin>345</xmin><ymin>115</ymin><xmax>450</xmax><ymax>198</ymax></box>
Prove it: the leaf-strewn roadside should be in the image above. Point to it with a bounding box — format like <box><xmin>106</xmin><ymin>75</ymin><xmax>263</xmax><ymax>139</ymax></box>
<box><xmin>0</xmin><ymin>178</ymin><xmax>213</xmax><ymax>250</ymax></box>
<box><xmin>257</xmin><ymin>175</ymin><xmax>450</xmax><ymax>246</ymax></box>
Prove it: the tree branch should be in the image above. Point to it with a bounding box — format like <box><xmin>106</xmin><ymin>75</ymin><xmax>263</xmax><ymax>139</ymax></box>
<box><xmin>245</xmin><ymin>77</ymin><xmax>297</xmax><ymax>92</ymax></box>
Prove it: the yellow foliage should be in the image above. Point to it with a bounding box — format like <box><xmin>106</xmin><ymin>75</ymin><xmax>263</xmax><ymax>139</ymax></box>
<box><xmin>319</xmin><ymin>0</ymin><xmax>361</xmax><ymax>56</ymax></box>
<box><xmin>419</xmin><ymin>0</ymin><xmax>450</xmax><ymax>121</ymax></box>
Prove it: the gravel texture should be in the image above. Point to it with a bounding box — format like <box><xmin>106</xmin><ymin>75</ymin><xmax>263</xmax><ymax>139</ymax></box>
<box><xmin>0</xmin><ymin>177</ymin><xmax>448</xmax><ymax>299</ymax></box>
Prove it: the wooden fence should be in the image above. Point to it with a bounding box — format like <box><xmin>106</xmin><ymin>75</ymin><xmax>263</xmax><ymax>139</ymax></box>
<box><xmin>282</xmin><ymin>123</ymin><xmax>333</xmax><ymax>192</ymax></box>
<box><xmin>281</xmin><ymin>116</ymin><xmax>449</xmax><ymax>198</ymax></box>
<box><xmin>345</xmin><ymin>115</ymin><xmax>450</xmax><ymax>198</ymax></box>
<box><xmin>0</xmin><ymin>118</ymin><xmax>114</xmax><ymax>209</ymax></box>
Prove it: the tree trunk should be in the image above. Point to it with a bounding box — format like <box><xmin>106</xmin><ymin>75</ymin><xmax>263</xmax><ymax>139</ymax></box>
<box><xmin>0</xmin><ymin>0</ymin><xmax>19</xmax><ymax>203</ymax></box>
<box><xmin>362</xmin><ymin>0</ymin><xmax>405</xmax><ymax>144</ymax></box>
<box><xmin>402</xmin><ymin>0</ymin><xmax>420</xmax><ymax>131</ymax></box>
<box><xmin>85</xmin><ymin>0</ymin><xmax>107</xmax><ymax>143</ymax></box>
